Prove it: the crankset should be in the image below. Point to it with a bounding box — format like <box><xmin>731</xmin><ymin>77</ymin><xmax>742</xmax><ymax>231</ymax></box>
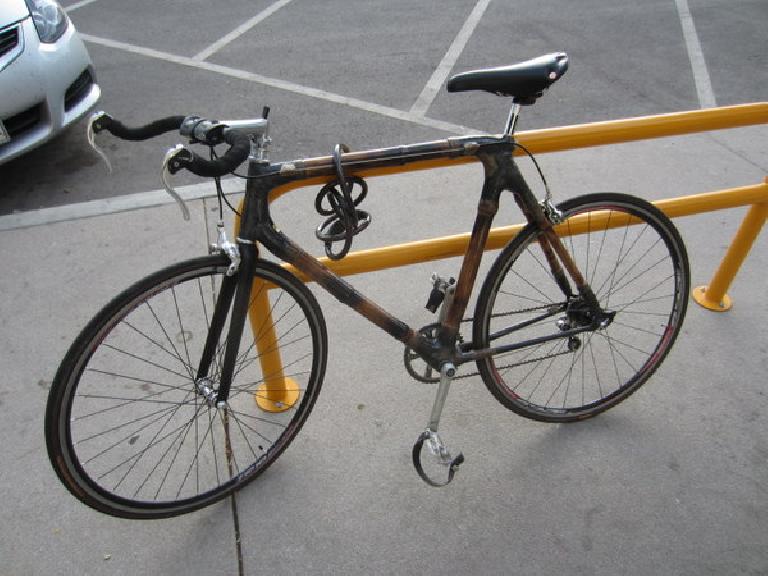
<box><xmin>403</xmin><ymin>324</ymin><xmax>441</xmax><ymax>383</ymax></box>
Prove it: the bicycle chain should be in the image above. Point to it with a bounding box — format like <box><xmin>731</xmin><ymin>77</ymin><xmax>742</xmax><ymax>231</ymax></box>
<box><xmin>404</xmin><ymin>303</ymin><xmax>567</xmax><ymax>384</ymax></box>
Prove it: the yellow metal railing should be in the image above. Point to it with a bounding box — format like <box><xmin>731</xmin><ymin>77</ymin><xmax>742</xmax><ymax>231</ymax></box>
<box><xmin>267</xmin><ymin>103</ymin><xmax>768</xmax><ymax>203</ymax></box>
<box><xmin>240</xmin><ymin>103</ymin><xmax>767</xmax><ymax>411</ymax></box>
<box><xmin>278</xmin><ymin>180</ymin><xmax>767</xmax><ymax>284</ymax></box>
<box><xmin>691</xmin><ymin>182</ymin><xmax>767</xmax><ymax>311</ymax></box>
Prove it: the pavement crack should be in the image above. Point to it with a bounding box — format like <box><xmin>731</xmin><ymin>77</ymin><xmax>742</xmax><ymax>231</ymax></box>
<box><xmin>230</xmin><ymin>492</ymin><xmax>245</xmax><ymax>576</ymax></box>
<box><xmin>708</xmin><ymin>133</ymin><xmax>768</xmax><ymax>173</ymax></box>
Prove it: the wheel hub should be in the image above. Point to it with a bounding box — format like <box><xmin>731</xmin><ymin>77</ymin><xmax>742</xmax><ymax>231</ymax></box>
<box><xmin>195</xmin><ymin>377</ymin><xmax>219</xmax><ymax>407</ymax></box>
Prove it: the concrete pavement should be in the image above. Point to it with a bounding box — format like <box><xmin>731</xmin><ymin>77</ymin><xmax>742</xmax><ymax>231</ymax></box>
<box><xmin>0</xmin><ymin>123</ymin><xmax>766</xmax><ymax>575</ymax></box>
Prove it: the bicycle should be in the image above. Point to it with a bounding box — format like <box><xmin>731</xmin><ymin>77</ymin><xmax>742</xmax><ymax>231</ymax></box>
<box><xmin>45</xmin><ymin>52</ymin><xmax>690</xmax><ymax>518</ymax></box>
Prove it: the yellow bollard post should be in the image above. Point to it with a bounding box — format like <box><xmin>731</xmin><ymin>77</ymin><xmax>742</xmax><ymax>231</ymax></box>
<box><xmin>234</xmin><ymin>207</ymin><xmax>298</xmax><ymax>413</ymax></box>
<box><xmin>249</xmin><ymin>278</ymin><xmax>300</xmax><ymax>412</ymax></box>
<box><xmin>693</xmin><ymin>199</ymin><xmax>768</xmax><ymax>312</ymax></box>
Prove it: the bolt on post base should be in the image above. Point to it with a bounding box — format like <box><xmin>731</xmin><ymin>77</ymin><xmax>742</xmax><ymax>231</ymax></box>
<box><xmin>691</xmin><ymin>201</ymin><xmax>767</xmax><ymax>313</ymax></box>
<box><xmin>692</xmin><ymin>286</ymin><xmax>732</xmax><ymax>312</ymax></box>
<box><xmin>255</xmin><ymin>377</ymin><xmax>300</xmax><ymax>413</ymax></box>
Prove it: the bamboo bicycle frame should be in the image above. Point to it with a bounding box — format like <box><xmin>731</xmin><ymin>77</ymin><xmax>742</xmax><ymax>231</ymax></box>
<box><xmin>210</xmin><ymin>134</ymin><xmax>603</xmax><ymax>404</ymax></box>
<box><xmin>221</xmin><ymin>103</ymin><xmax>766</xmax><ymax>411</ymax></box>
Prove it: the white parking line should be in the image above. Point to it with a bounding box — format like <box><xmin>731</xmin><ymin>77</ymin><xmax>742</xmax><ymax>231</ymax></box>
<box><xmin>192</xmin><ymin>0</ymin><xmax>296</xmax><ymax>62</ymax></box>
<box><xmin>65</xmin><ymin>0</ymin><xmax>103</xmax><ymax>11</ymax></box>
<box><xmin>674</xmin><ymin>0</ymin><xmax>717</xmax><ymax>109</ymax></box>
<box><xmin>80</xmin><ymin>34</ymin><xmax>476</xmax><ymax>135</ymax></box>
<box><xmin>0</xmin><ymin>179</ymin><xmax>243</xmax><ymax>232</ymax></box>
<box><xmin>410</xmin><ymin>0</ymin><xmax>493</xmax><ymax>117</ymax></box>
<box><xmin>13</xmin><ymin>7</ymin><xmax>487</xmax><ymax>230</ymax></box>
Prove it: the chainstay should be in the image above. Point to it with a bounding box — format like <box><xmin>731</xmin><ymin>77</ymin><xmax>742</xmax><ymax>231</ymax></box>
<box><xmin>408</xmin><ymin>303</ymin><xmax>569</xmax><ymax>384</ymax></box>
<box><xmin>450</xmin><ymin>348</ymin><xmax>574</xmax><ymax>381</ymax></box>
<box><xmin>461</xmin><ymin>302</ymin><xmax>563</xmax><ymax>326</ymax></box>
<box><xmin>420</xmin><ymin>323</ymin><xmax>574</xmax><ymax>384</ymax></box>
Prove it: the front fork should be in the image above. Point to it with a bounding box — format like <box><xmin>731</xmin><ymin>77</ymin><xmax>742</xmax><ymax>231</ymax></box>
<box><xmin>194</xmin><ymin>232</ymin><xmax>256</xmax><ymax>408</ymax></box>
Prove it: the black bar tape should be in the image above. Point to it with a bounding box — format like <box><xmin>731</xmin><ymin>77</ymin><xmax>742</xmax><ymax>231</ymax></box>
<box><xmin>93</xmin><ymin>113</ymin><xmax>252</xmax><ymax>178</ymax></box>
<box><xmin>94</xmin><ymin>115</ymin><xmax>186</xmax><ymax>141</ymax></box>
<box><xmin>181</xmin><ymin>130</ymin><xmax>251</xmax><ymax>178</ymax></box>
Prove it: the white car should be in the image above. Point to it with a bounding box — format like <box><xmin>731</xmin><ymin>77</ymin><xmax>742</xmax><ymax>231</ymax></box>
<box><xmin>0</xmin><ymin>0</ymin><xmax>100</xmax><ymax>165</ymax></box>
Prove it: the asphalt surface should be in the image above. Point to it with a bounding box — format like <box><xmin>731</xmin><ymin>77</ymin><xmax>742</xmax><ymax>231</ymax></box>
<box><xmin>0</xmin><ymin>1</ymin><xmax>766</xmax><ymax>575</ymax></box>
<box><xmin>0</xmin><ymin>0</ymin><xmax>765</xmax><ymax>214</ymax></box>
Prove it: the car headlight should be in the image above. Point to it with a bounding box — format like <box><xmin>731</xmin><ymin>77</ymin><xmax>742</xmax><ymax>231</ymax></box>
<box><xmin>25</xmin><ymin>0</ymin><xmax>69</xmax><ymax>44</ymax></box>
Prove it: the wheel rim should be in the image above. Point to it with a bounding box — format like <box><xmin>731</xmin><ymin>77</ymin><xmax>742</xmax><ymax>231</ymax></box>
<box><xmin>58</xmin><ymin>262</ymin><xmax>323</xmax><ymax>514</ymax></box>
<box><xmin>479</xmin><ymin>198</ymin><xmax>687</xmax><ymax>419</ymax></box>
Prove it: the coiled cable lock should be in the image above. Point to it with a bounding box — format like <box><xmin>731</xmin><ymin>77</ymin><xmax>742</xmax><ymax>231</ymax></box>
<box><xmin>315</xmin><ymin>143</ymin><xmax>371</xmax><ymax>260</ymax></box>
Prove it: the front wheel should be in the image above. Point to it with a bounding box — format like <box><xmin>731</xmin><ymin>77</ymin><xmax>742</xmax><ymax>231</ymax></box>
<box><xmin>45</xmin><ymin>255</ymin><xmax>327</xmax><ymax>518</ymax></box>
<box><xmin>473</xmin><ymin>193</ymin><xmax>689</xmax><ymax>422</ymax></box>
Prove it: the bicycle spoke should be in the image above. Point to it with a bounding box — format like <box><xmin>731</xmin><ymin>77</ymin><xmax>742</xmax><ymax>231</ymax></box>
<box><xmin>101</xmin><ymin>343</ymin><xmax>190</xmax><ymax>380</ymax></box>
<box><xmin>80</xmin><ymin>406</ymin><xmax>180</xmax><ymax>462</ymax></box>
<box><xmin>94</xmin><ymin>410</ymin><xmax>199</xmax><ymax>482</ymax></box>
<box><xmin>231</xmin><ymin>287</ymin><xmax>283</xmax><ymax>378</ymax></box>
<box><xmin>75</xmin><ymin>404</ymin><xmax>176</xmax><ymax>445</ymax></box>
<box><xmin>610</xmin><ymin>274</ymin><xmax>675</xmax><ymax>316</ymax></box>
<box><xmin>604</xmin><ymin>253</ymin><xmax>668</xmax><ymax>300</ymax></box>
<box><xmin>209</xmin><ymin>409</ymin><xmax>221</xmax><ymax>486</ymax></box>
<box><xmin>229</xmin><ymin>369</ymin><xmax>311</xmax><ymax>396</ymax></box>
<box><xmin>234</xmin><ymin>298</ymin><xmax>299</xmax><ymax>380</ymax></box>
<box><xmin>515</xmin><ymin>339</ymin><xmax>567</xmax><ymax>398</ymax></box>
<box><xmin>233</xmin><ymin>333</ymin><xmax>311</xmax><ymax>380</ymax></box>
<box><xmin>176</xmin><ymin>407</ymin><xmax>218</xmax><ymax>498</ymax></box>
<box><xmin>222</xmin><ymin>408</ymin><xmax>278</xmax><ymax>445</ymax></box>
<box><xmin>221</xmin><ymin>409</ymin><xmax>239</xmax><ymax>479</ymax></box>
<box><xmin>78</xmin><ymin>394</ymin><xmax>194</xmax><ymax>406</ymax></box>
<box><xmin>134</xmin><ymin>401</ymin><xmax>203</xmax><ymax>498</ymax></box>
<box><xmin>595</xmin><ymin>223</ymin><xmax>649</xmax><ymax>302</ymax></box>
<box><xmin>152</xmin><ymin>403</ymin><xmax>206</xmax><ymax>499</ymax></box>
<box><xmin>122</xmin><ymin>318</ymin><xmax>192</xmax><ymax>375</ymax></box>
<box><xmin>227</xmin><ymin>409</ymin><xmax>261</xmax><ymax>460</ymax></box>
<box><xmin>144</xmin><ymin>300</ymin><xmax>195</xmax><ymax>377</ymax></box>
<box><xmin>611</xmin><ymin>320</ymin><xmax>664</xmax><ymax>338</ymax></box>
<box><xmin>589</xmin><ymin>210</ymin><xmax>612</xmax><ymax>285</ymax></box>
<box><xmin>226</xmin><ymin>406</ymin><xmax>290</xmax><ymax>430</ymax></box>
<box><xmin>228</xmin><ymin>354</ymin><xmax>313</xmax><ymax>400</ymax></box>
<box><xmin>84</xmin><ymin>368</ymin><xmax>184</xmax><ymax>390</ymax></box>
<box><xmin>504</xmin><ymin>257</ymin><xmax>555</xmax><ymax>305</ymax></box>
<box><xmin>476</xmin><ymin>195</ymin><xmax>687</xmax><ymax>421</ymax></box>
<box><xmin>171</xmin><ymin>286</ymin><xmax>194</xmax><ymax>378</ymax></box>
<box><xmin>597</xmin><ymin>330</ymin><xmax>651</xmax><ymax>359</ymax></box>
<box><xmin>73</xmin><ymin>379</ymin><xmax>193</xmax><ymax>421</ymax></box>
<box><xmin>112</xmin><ymin>389</ymin><xmax>195</xmax><ymax>492</ymax></box>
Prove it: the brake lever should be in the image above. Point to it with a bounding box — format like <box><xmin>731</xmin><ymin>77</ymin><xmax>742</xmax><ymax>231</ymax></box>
<box><xmin>86</xmin><ymin>111</ymin><xmax>113</xmax><ymax>173</ymax></box>
<box><xmin>161</xmin><ymin>144</ymin><xmax>192</xmax><ymax>221</ymax></box>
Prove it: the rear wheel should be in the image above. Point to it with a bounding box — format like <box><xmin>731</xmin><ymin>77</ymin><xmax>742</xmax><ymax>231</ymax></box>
<box><xmin>473</xmin><ymin>193</ymin><xmax>689</xmax><ymax>422</ymax></box>
<box><xmin>46</xmin><ymin>256</ymin><xmax>327</xmax><ymax>518</ymax></box>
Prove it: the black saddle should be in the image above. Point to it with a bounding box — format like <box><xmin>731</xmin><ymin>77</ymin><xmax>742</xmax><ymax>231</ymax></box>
<box><xmin>446</xmin><ymin>52</ymin><xmax>568</xmax><ymax>105</ymax></box>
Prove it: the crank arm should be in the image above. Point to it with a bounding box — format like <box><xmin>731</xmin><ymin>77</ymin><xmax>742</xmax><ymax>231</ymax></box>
<box><xmin>412</xmin><ymin>429</ymin><xmax>464</xmax><ymax>487</ymax></box>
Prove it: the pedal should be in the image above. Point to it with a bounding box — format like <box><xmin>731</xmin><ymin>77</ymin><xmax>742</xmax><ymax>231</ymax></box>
<box><xmin>425</xmin><ymin>274</ymin><xmax>455</xmax><ymax>313</ymax></box>
<box><xmin>411</xmin><ymin>362</ymin><xmax>464</xmax><ymax>487</ymax></box>
<box><xmin>412</xmin><ymin>429</ymin><xmax>464</xmax><ymax>487</ymax></box>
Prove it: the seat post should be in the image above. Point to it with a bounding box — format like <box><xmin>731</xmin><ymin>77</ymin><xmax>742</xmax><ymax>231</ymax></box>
<box><xmin>504</xmin><ymin>102</ymin><xmax>521</xmax><ymax>136</ymax></box>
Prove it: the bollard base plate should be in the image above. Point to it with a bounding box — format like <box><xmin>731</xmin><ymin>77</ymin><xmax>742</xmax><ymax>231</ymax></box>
<box><xmin>255</xmin><ymin>378</ymin><xmax>300</xmax><ymax>413</ymax></box>
<box><xmin>692</xmin><ymin>286</ymin><xmax>732</xmax><ymax>312</ymax></box>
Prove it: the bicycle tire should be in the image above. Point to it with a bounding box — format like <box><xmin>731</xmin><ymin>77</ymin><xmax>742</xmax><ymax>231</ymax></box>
<box><xmin>45</xmin><ymin>255</ymin><xmax>327</xmax><ymax>518</ymax></box>
<box><xmin>473</xmin><ymin>193</ymin><xmax>689</xmax><ymax>422</ymax></box>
